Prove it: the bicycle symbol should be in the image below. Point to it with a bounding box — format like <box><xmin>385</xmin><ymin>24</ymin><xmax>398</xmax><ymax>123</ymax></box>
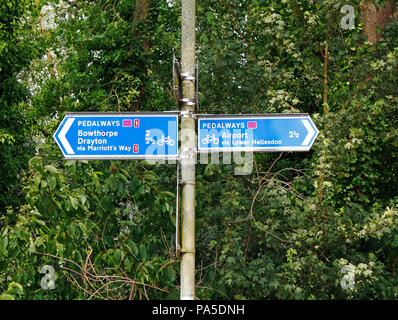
<box><xmin>145</xmin><ymin>130</ymin><xmax>175</xmax><ymax>146</ymax></box>
<box><xmin>202</xmin><ymin>134</ymin><xmax>219</xmax><ymax>145</ymax></box>
<box><xmin>157</xmin><ymin>135</ymin><xmax>175</xmax><ymax>146</ymax></box>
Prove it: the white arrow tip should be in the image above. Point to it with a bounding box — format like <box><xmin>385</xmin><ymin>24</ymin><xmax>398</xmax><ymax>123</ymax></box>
<box><xmin>59</xmin><ymin>118</ymin><xmax>75</xmax><ymax>154</ymax></box>
<box><xmin>301</xmin><ymin>119</ymin><xmax>316</xmax><ymax>146</ymax></box>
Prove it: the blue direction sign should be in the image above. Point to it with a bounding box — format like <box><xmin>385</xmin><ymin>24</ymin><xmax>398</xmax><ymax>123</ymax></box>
<box><xmin>198</xmin><ymin>114</ymin><xmax>319</xmax><ymax>152</ymax></box>
<box><xmin>53</xmin><ymin>112</ymin><xmax>179</xmax><ymax>159</ymax></box>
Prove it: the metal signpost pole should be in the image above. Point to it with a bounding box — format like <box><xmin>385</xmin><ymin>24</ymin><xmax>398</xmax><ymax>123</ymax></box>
<box><xmin>180</xmin><ymin>0</ymin><xmax>196</xmax><ymax>301</ymax></box>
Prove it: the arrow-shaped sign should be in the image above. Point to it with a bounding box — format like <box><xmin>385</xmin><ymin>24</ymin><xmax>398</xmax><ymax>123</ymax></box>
<box><xmin>53</xmin><ymin>112</ymin><xmax>179</xmax><ymax>160</ymax></box>
<box><xmin>198</xmin><ymin>113</ymin><xmax>319</xmax><ymax>152</ymax></box>
<box><xmin>58</xmin><ymin>117</ymin><xmax>75</xmax><ymax>154</ymax></box>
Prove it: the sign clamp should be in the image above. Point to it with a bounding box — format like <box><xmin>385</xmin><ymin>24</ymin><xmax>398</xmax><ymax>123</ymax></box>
<box><xmin>181</xmin><ymin>98</ymin><xmax>195</xmax><ymax>106</ymax></box>
<box><xmin>181</xmin><ymin>72</ymin><xmax>195</xmax><ymax>81</ymax></box>
<box><xmin>173</xmin><ymin>54</ymin><xmax>198</xmax><ymax>113</ymax></box>
<box><xmin>180</xmin><ymin>109</ymin><xmax>197</xmax><ymax>119</ymax></box>
<box><xmin>173</xmin><ymin>53</ymin><xmax>182</xmax><ymax>110</ymax></box>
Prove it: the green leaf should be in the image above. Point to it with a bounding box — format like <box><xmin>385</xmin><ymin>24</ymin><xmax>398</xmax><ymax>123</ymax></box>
<box><xmin>48</xmin><ymin>176</ymin><xmax>56</xmax><ymax>191</ymax></box>
<box><xmin>44</xmin><ymin>165</ymin><xmax>58</xmax><ymax>174</ymax></box>
<box><xmin>69</xmin><ymin>196</ymin><xmax>78</xmax><ymax>210</ymax></box>
<box><xmin>0</xmin><ymin>294</ymin><xmax>14</xmax><ymax>300</ymax></box>
<box><xmin>1</xmin><ymin>237</ymin><xmax>8</xmax><ymax>254</ymax></box>
<box><xmin>78</xmin><ymin>193</ymin><xmax>87</xmax><ymax>205</ymax></box>
<box><xmin>167</xmin><ymin>268</ymin><xmax>176</xmax><ymax>282</ymax></box>
<box><xmin>127</xmin><ymin>240</ymin><xmax>138</xmax><ymax>256</ymax></box>
<box><xmin>139</xmin><ymin>244</ymin><xmax>147</xmax><ymax>260</ymax></box>
<box><xmin>113</xmin><ymin>249</ymin><xmax>121</xmax><ymax>266</ymax></box>
<box><xmin>7</xmin><ymin>282</ymin><xmax>23</xmax><ymax>296</ymax></box>
<box><xmin>40</xmin><ymin>180</ymin><xmax>47</xmax><ymax>188</ymax></box>
<box><xmin>78</xmin><ymin>222</ymin><xmax>87</xmax><ymax>236</ymax></box>
<box><xmin>124</xmin><ymin>257</ymin><xmax>131</xmax><ymax>272</ymax></box>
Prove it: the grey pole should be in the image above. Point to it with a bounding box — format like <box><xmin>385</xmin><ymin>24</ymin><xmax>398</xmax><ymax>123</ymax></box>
<box><xmin>180</xmin><ymin>0</ymin><xmax>196</xmax><ymax>300</ymax></box>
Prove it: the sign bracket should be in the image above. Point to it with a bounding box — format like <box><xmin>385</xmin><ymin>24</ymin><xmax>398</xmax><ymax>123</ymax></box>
<box><xmin>180</xmin><ymin>109</ymin><xmax>197</xmax><ymax>119</ymax></box>
<box><xmin>173</xmin><ymin>53</ymin><xmax>182</xmax><ymax>110</ymax></box>
<box><xmin>173</xmin><ymin>55</ymin><xmax>198</xmax><ymax>113</ymax></box>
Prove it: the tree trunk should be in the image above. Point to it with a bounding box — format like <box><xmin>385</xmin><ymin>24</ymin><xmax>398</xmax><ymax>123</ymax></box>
<box><xmin>131</xmin><ymin>0</ymin><xmax>151</xmax><ymax>110</ymax></box>
<box><xmin>361</xmin><ymin>0</ymin><xmax>397</xmax><ymax>43</ymax></box>
<box><xmin>132</xmin><ymin>0</ymin><xmax>150</xmax><ymax>30</ymax></box>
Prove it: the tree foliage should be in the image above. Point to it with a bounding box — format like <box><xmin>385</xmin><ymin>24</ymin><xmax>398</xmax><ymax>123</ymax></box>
<box><xmin>0</xmin><ymin>0</ymin><xmax>44</xmax><ymax>211</ymax></box>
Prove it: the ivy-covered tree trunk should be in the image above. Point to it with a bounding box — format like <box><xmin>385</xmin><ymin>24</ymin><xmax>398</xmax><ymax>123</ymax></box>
<box><xmin>361</xmin><ymin>0</ymin><xmax>397</xmax><ymax>43</ymax></box>
<box><xmin>132</xmin><ymin>0</ymin><xmax>150</xmax><ymax>30</ymax></box>
<box><xmin>131</xmin><ymin>0</ymin><xmax>151</xmax><ymax>110</ymax></box>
